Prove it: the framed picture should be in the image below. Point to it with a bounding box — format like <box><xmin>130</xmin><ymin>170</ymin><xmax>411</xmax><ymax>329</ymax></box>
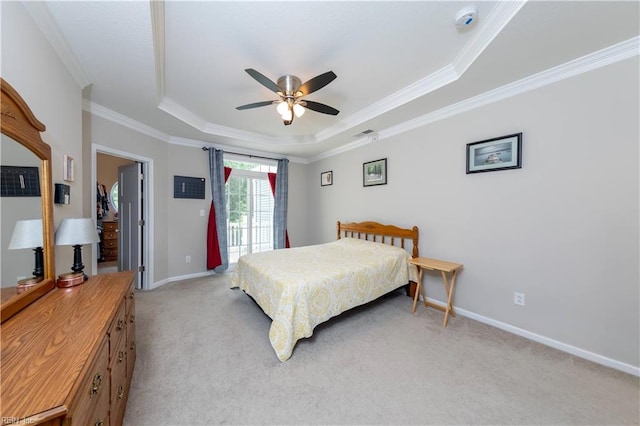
<box><xmin>363</xmin><ymin>158</ymin><xmax>387</xmax><ymax>187</ymax></box>
<box><xmin>63</xmin><ymin>155</ymin><xmax>74</xmax><ymax>182</ymax></box>
<box><xmin>466</xmin><ymin>133</ymin><xmax>522</xmax><ymax>174</ymax></box>
<box><xmin>321</xmin><ymin>170</ymin><xmax>333</xmax><ymax>186</ymax></box>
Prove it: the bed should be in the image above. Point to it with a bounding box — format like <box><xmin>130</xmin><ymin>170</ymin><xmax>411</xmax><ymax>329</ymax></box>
<box><xmin>230</xmin><ymin>221</ymin><xmax>419</xmax><ymax>361</ymax></box>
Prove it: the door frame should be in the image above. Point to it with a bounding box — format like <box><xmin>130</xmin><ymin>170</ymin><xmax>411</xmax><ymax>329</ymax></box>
<box><xmin>91</xmin><ymin>143</ymin><xmax>153</xmax><ymax>290</ymax></box>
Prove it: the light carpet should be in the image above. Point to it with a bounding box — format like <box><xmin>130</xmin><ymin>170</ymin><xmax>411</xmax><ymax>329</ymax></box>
<box><xmin>123</xmin><ymin>274</ymin><xmax>639</xmax><ymax>425</ymax></box>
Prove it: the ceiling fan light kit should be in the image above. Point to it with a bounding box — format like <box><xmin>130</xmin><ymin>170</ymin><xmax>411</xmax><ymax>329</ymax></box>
<box><xmin>237</xmin><ymin>68</ymin><xmax>339</xmax><ymax>126</ymax></box>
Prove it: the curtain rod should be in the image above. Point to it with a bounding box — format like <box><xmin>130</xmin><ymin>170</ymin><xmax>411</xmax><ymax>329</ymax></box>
<box><xmin>201</xmin><ymin>146</ymin><xmax>281</xmax><ymax>162</ymax></box>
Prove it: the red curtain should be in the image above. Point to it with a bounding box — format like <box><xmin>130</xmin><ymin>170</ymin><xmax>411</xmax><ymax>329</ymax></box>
<box><xmin>207</xmin><ymin>166</ymin><xmax>232</xmax><ymax>269</ymax></box>
<box><xmin>267</xmin><ymin>172</ymin><xmax>290</xmax><ymax>248</ymax></box>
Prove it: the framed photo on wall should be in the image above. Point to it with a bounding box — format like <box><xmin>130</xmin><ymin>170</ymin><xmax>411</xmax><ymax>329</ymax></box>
<box><xmin>321</xmin><ymin>170</ymin><xmax>333</xmax><ymax>186</ymax></box>
<box><xmin>466</xmin><ymin>133</ymin><xmax>522</xmax><ymax>174</ymax></box>
<box><xmin>363</xmin><ymin>158</ymin><xmax>387</xmax><ymax>187</ymax></box>
<box><xmin>63</xmin><ymin>155</ymin><xmax>74</xmax><ymax>182</ymax></box>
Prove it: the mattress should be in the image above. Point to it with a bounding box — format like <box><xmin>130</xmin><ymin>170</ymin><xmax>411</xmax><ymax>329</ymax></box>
<box><xmin>230</xmin><ymin>237</ymin><xmax>417</xmax><ymax>361</ymax></box>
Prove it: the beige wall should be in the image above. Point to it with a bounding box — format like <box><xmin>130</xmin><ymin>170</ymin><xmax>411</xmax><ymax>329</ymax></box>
<box><xmin>305</xmin><ymin>58</ymin><xmax>640</xmax><ymax>369</ymax></box>
<box><xmin>84</xmin><ymin>113</ymin><xmax>170</xmax><ymax>283</ymax></box>
<box><xmin>165</xmin><ymin>145</ymin><xmax>308</xmax><ymax>278</ymax></box>
<box><xmin>1</xmin><ymin>1</ymin><xmax>83</xmax><ymax>278</ymax></box>
<box><xmin>4</xmin><ymin>0</ymin><xmax>637</xmax><ymax>374</ymax></box>
<box><xmin>166</xmin><ymin>144</ymin><xmax>211</xmax><ymax>277</ymax></box>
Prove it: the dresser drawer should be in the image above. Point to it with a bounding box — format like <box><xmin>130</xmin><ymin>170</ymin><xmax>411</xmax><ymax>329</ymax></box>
<box><xmin>127</xmin><ymin>300</ymin><xmax>136</xmax><ymax>381</ymax></box>
<box><xmin>103</xmin><ymin>250</ymin><xmax>118</xmax><ymax>262</ymax></box>
<box><xmin>67</xmin><ymin>336</ymin><xmax>110</xmax><ymax>425</ymax></box>
<box><xmin>108</xmin><ymin>303</ymin><xmax>127</xmax><ymax>358</ymax></box>
<box><xmin>110</xmin><ymin>336</ymin><xmax>129</xmax><ymax>426</ymax></box>
<box><xmin>103</xmin><ymin>231</ymin><xmax>118</xmax><ymax>241</ymax></box>
<box><xmin>103</xmin><ymin>222</ymin><xmax>118</xmax><ymax>231</ymax></box>
<box><xmin>125</xmin><ymin>282</ymin><xmax>135</xmax><ymax>316</ymax></box>
<box><xmin>103</xmin><ymin>239</ymin><xmax>118</xmax><ymax>248</ymax></box>
<box><xmin>92</xmin><ymin>383</ymin><xmax>111</xmax><ymax>426</ymax></box>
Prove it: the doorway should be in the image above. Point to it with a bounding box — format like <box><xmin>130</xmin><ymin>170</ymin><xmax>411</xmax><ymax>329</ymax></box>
<box><xmin>97</xmin><ymin>153</ymin><xmax>134</xmax><ymax>274</ymax></box>
<box><xmin>91</xmin><ymin>144</ymin><xmax>153</xmax><ymax>290</ymax></box>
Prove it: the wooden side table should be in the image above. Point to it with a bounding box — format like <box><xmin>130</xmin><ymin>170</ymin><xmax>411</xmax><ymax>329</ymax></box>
<box><xmin>408</xmin><ymin>257</ymin><xmax>463</xmax><ymax>327</ymax></box>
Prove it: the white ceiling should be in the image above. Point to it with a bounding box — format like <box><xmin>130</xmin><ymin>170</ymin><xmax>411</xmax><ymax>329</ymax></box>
<box><xmin>31</xmin><ymin>1</ymin><xmax>639</xmax><ymax>161</ymax></box>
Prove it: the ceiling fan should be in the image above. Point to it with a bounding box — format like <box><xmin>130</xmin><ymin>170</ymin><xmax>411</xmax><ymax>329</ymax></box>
<box><xmin>236</xmin><ymin>68</ymin><xmax>339</xmax><ymax>126</ymax></box>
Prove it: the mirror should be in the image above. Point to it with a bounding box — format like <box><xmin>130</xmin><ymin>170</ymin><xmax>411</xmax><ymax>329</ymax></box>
<box><xmin>1</xmin><ymin>78</ymin><xmax>55</xmax><ymax>322</ymax></box>
<box><xmin>1</xmin><ymin>134</ymin><xmax>42</xmax><ymax>284</ymax></box>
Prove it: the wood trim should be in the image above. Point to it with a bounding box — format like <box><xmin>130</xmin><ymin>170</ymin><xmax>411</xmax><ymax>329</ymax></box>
<box><xmin>1</xmin><ymin>78</ymin><xmax>56</xmax><ymax>323</ymax></box>
<box><xmin>337</xmin><ymin>220</ymin><xmax>419</xmax><ymax>258</ymax></box>
<box><xmin>1</xmin><ymin>271</ymin><xmax>135</xmax><ymax>424</ymax></box>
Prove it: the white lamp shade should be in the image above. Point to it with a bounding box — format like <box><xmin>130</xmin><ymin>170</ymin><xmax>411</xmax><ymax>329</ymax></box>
<box><xmin>9</xmin><ymin>219</ymin><xmax>43</xmax><ymax>250</ymax></box>
<box><xmin>293</xmin><ymin>103</ymin><xmax>305</xmax><ymax>118</ymax></box>
<box><xmin>276</xmin><ymin>101</ymin><xmax>288</xmax><ymax>115</ymax></box>
<box><xmin>281</xmin><ymin>109</ymin><xmax>293</xmax><ymax>122</ymax></box>
<box><xmin>55</xmin><ymin>218</ymin><xmax>100</xmax><ymax>246</ymax></box>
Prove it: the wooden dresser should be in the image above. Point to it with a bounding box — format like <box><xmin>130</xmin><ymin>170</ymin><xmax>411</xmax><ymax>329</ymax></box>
<box><xmin>1</xmin><ymin>271</ymin><xmax>136</xmax><ymax>425</ymax></box>
<box><xmin>102</xmin><ymin>221</ymin><xmax>119</xmax><ymax>262</ymax></box>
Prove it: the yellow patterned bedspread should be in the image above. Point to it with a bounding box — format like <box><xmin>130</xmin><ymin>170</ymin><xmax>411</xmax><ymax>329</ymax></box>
<box><xmin>230</xmin><ymin>238</ymin><xmax>418</xmax><ymax>361</ymax></box>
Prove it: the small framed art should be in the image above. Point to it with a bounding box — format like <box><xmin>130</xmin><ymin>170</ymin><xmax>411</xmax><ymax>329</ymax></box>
<box><xmin>63</xmin><ymin>155</ymin><xmax>74</xmax><ymax>182</ymax></box>
<box><xmin>466</xmin><ymin>133</ymin><xmax>522</xmax><ymax>174</ymax></box>
<box><xmin>363</xmin><ymin>158</ymin><xmax>387</xmax><ymax>187</ymax></box>
<box><xmin>321</xmin><ymin>171</ymin><xmax>333</xmax><ymax>186</ymax></box>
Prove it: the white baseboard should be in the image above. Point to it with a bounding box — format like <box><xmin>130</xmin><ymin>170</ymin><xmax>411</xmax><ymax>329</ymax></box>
<box><xmin>434</xmin><ymin>299</ymin><xmax>640</xmax><ymax>377</ymax></box>
<box><xmin>149</xmin><ymin>271</ymin><xmax>216</xmax><ymax>290</ymax></box>
<box><xmin>145</xmin><ymin>278</ymin><xmax>640</xmax><ymax>377</ymax></box>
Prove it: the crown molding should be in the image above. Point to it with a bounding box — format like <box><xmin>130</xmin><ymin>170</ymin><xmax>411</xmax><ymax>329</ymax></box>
<box><xmin>83</xmin><ymin>99</ymin><xmax>171</xmax><ymax>143</ymax></box>
<box><xmin>315</xmin><ymin>65</ymin><xmax>458</xmax><ymax>143</ymax></box>
<box><xmin>157</xmin><ymin>97</ymin><xmax>207</xmax><ymax>131</ymax></box>
<box><xmin>150</xmin><ymin>0</ymin><xmax>166</xmax><ymax>101</ymax></box>
<box><xmin>149</xmin><ymin>0</ymin><xmax>525</xmax><ymax>146</ymax></box>
<box><xmin>22</xmin><ymin>1</ymin><xmax>91</xmax><ymax>89</ymax></box>
<box><xmin>452</xmin><ymin>1</ymin><xmax>527</xmax><ymax>75</ymax></box>
<box><xmin>170</xmin><ymin>137</ymin><xmax>307</xmax><ymax>164</ymax></box>
<box><xmin>158</xmin><ymin>97</ymin><xmax>300</xmax><ymax>145</ymax></box>
<box><xmin>84</xmin><ymin>33</ymin><xmax>638</xmax><ymax>164</ymax></box>
<box><xmin>309</xmin><ymin>136</ymin><xmax>373</xmax><ymax>163</ymax></box>
<box><xmin>315</xmin><ymin>1</ymin><xmax>528</xmax><ymax>143</ymax></box>
<box><xmin>381</xmin><ymin>36</ymin><xmax>640</xmax><ymax>141</ymax></box>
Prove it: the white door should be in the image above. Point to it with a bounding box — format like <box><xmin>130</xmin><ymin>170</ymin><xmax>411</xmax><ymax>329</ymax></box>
<box><xmin>118</xmin><ymin>162</ymin><xmax>143</xmax><ymax>288</ymax></box>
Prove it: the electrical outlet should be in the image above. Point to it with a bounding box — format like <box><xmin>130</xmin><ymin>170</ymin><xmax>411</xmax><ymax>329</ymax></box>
<box><xmin>185</xmin><ymin>255</ymin><xmax>191</xmax><ymax>263</ymax></box>
<box><xmin>514</xmin><ymin>292</ymin><xmax>525</xmax><ymax>306</ymax></box>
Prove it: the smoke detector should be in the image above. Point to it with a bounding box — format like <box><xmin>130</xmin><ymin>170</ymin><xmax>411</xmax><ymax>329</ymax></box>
<box><xmin>454</xmin><ymin>6</ymin><xmax>478</xmax><ymax>28</ymax></box>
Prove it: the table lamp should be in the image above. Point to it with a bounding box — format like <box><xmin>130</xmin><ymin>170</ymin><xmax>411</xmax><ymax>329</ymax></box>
<box><xmin>8</xmin><ymin>219</ymin><xmax>44</xmax><ymax>292</ymax></box>
<box><xmin>55</xmin><ymin>217</ymin><xmax>100</xmax><ymax>286</ymax></box>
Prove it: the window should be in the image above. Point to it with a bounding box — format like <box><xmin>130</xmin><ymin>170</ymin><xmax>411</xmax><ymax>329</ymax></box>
<box><xmin>110</xmin><ymin>182</ymin><xmax>119</xmax><ymax>213</ymax></box>
<box><xmin>224</xmin><ymin>158</ymin><xmax>277</xmax><ymax>265</ymax></box>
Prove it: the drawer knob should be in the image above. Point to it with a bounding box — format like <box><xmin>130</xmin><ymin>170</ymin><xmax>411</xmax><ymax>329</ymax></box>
<box><xmin>130</xmin><ymin>291</ymin><xmax>135</xmax><ymax>300</ymax></box>
<box><xmin>118</xmin><ymin>350</ymin><xmax>126</xmax><ymax>363</ymax></box>
<box><xmin>130</xmin><ymin>341</ymin><xmax>136</xmax><ymax>351</ymax></box>
<box><xmin>129</xmin><ymin>314</ymin><xmax>135</xmax><ymax>324</ymax></box>
<box><xmin>95</xmin><ymin>419</ymin><xmax>104</xmax><ymax>426</ymax></box>
<box><xmin>116</xmin><ymin>319</ymin><xmax>124</xmax><ymax>331</ymax></box>
<box><xmin>89</xmin><ymin>373</ymin><xmax>103</xmax><ymax>398</ymax></box>
<box><xmin>118</xmin><ymin>385</ymin><xmax>125</xmax><ymax>400</ymax></box>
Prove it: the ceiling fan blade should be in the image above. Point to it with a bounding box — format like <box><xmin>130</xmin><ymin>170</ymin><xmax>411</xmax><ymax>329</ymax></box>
<box><xmin>244</xmin><ymin>69</ymin><xmax>281</xmax><ymax>93</ymax></box>
<box><xmin>298</xmin><ymin>71</ymin><xmax>337</xmax><ymax>96</ymax></box>
<box><xmin>302</xmin><ymin>100</ymin><xmax>340</xmax><ymax>116</ymax></box>
<box><xmin>236</xmin><ymin>100</ymin><xmax>276</xmax><ymax>110</ymax></box>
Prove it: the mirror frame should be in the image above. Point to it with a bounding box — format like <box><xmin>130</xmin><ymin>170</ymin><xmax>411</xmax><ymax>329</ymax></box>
<box><xmin>1</xmin><ymin>78</ymin><xmax>56</xmax><ymax>323</ymax></box>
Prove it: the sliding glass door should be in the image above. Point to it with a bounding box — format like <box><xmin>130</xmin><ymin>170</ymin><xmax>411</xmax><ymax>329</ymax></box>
<box><xmin>225</xmin><ymin>165</ymin><xmax>275</xmax><ymax>265</ymax></box>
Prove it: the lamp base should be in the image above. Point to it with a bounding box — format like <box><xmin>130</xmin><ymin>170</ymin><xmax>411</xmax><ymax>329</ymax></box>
<box><xmin>17</xmin><ymin>276</ymin><xmax>44</xmax><ymax>294</ymax></box>
<box><xmin>57</xmin><ymin>272</ymin><xmax>85</xmax><ymax>288</ymax></box>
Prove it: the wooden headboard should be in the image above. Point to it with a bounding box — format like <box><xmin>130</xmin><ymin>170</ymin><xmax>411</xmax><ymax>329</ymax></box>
<box><xmin>337</xmin><ymin>221</ymin><xmax>419</xmax><ymax>258</ymax></box>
